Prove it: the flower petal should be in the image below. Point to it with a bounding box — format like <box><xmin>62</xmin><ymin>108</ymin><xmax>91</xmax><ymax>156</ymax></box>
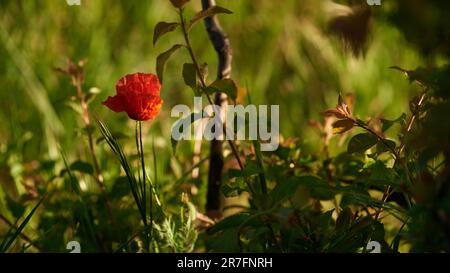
<box><xmin>143</xmin><ymin>96</ymin><xmax>163</xmax><ymax>120</ymax></box>
<box><xmin>116</xmin><ymin>77</ymin><xmax>128</xmax><ymax>95</ymax></box>
<box><xmin>102</xmin><ymin>95</ymin><xmax>125</xmax><ymax>112</ymax></box>
<box><xmin>142</xmin><ymin>73</ymin><xmax>161</xmax><ymax>96</ymax></box>
<box><xmin>322</xmin><ymin>109</ymin><xmax>347</xmax><ymax>119</ymax></box>
<box><xmin>106</xmin><ymin>73</ymin><xmax>163</xmax><ymax>121</ymax></box>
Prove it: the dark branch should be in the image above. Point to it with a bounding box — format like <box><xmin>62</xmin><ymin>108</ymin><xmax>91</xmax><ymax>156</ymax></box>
<box><xmin>202</xmin><ymin>0</ymin><xmax>233</xmax><ymax>217</ymax></box>
<box><xmin>201</xmin><ymin>0</ymin><xmax>232</xmax><ymax>80</ymax></box>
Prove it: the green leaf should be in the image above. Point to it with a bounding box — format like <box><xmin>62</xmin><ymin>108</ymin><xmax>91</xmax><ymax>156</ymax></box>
<box><xmin>189</xmin><ymin>6</ymin><xmax>233</xmax><ymax>29</ymax></box>
<box><xmin>156</xmin><ymin>44</ymin><xmax>183</xmax><ymax>83</ymax></box>
<box><xmin>69</xmin><ymin>160</ymin><xmax>94</xmax><ymax>175</ymax></box>
<box><xmin>339</xmin><ymin>187</ymin><xmax>381</xmax><ymax>209</ymax></box>
<box><xmin>169</xmin><ymin>0</ymin><xmax>189</xmax><ymax>8</ymax></box>
<box><xmin>390</xmin><ymin>65</ymin><xmax>450</xmax><ymax>98</ymax></box>
<box><xmin>222</xmin><ymin>179</ymin><xmax>247</xmax><ymax>197</ymax></box>
<box><xmin>363</xmin><ymin>161</ymin><xmax>400</xmax><ymax>187</ymax></box>
<box><xmin>330</xmin><ymin>216</ymin><xmax>373</xmax><ymax>252</ymax></box>
<box><xmin>110</xmin><ymin>176</ymin><xmax>131</xmax><ymax>200</ymax></box>
<box><xmin>84</xmin><ymin>87</ymin><xmax>101</xmax><ymax>105</ymax></box>
<box><xmin>84</xmin><ymin>92</ymin><xmax>97</xmax><ymax>105</ymax></box>
<box><xmin>204</xmin><ymin>79</ymin><xmax>238</xmax><ymax>101</ymax></box>
<box><xmin>376</xmin><ymin>139</ymin><xmax>396</xmax><ymax>154</ymax></box>
<box><xmin>199</xmin><ymin>63</ymin><xmax>208</xmax><ymax>83</ymax></box>
<box><xmin>347</xmin><ymin>133</ymin><xmax>378</xmax><ymax>154</ymax></box>
<box><xmin>332</xmin><ymin>119</ymin><xmax>354</xmax><ymax>134</ymax></box>
<box><xmin>61</xmin><ymin>151</ymin><xmax>81</xmax><ymax>194</ymax></box>
<box><xmin>335</xmin><ymin>207</ymin><xmax>353</xmax><ymax>233</ymax></box>
<box><xmin>380</xmin><ymin>113</ymin><xmax>406</xmax><ymax>132</ymax></box>
<box><xmin>209</xmin><ymin>213</ymin><xmax>257</xmax><ymax>233</ymax></box>
<box><xmin>65</xmin><ymin>101</ymin><xmax>82</xmax><ymax>115</ymax></box>
<box><xmin>273</xmin><ymin>146</ymin><xmax>291</xmax><ymax>160</ymax></box>
<box><xmin>320</xmin><ymin>209</ymin><xmax>336</xmax><ymax>232</ymax></box>
<box><xmin>182</xmin><ymin>63</ymin><xmax>199</xmax><ymax>95</ymax></box>
<box><xmin>206</xmin><ymin>228</ymin><xmax>241</xmax><ymax>252</ymax></box>
<box><xmin>271</xmin><ymin>175</ymin><xmax>331</xmax><ymax>203</ymax></box>
<box><xmin>153</xmin><ymin>22</ymin><xmax>180</xmax><ymax>46</ymax></box>
<box><xmin>5</xmin><ymin>196</ymin><xmax>25</xmax><ymax>219</ymax></box>
<box><xmin>391</xmin><ymin>232</ymin><xmax>402</xmax><ymax>253</ymax></box>
<box><xmin>225</xmin><ymin>160</ymin><xmax>261</xmax><ymax>179</ymax></box>
<box><xmin>372</xmin><ymin>220</ymin><xmax>385</xmax><ymax>242</ymax></box>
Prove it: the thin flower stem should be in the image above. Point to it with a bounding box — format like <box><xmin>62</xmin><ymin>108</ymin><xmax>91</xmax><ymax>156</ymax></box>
<box><xmin>399</xmin><ymin>89</ymin><xmax>427</xmax><ymax>155</ymax></box>
<box><xmin>354</xmin><ymin>119</ymin><xmax>412</xmax><ymax>220</ymax></box>
<box><xmin>178</xmin><ymin>8</ymin><xmax>246</xmax><ymax>173</ymax></box>
<box><xmin>97</xmin><ymin>117</ymin><xmax>151</xmax><ymax>251</ymax></box>
<box><xmin>253</xmin><ymin>140</ymin><xmax>267</xmax><ymax>195</ymax></box>
<box><xmin>135</xmin><ymin>122</ymin><xmax>143</xmax><ymax>199</ymax></box>
<box><xmin>137</xmin><ymin>121</ymin><xmax>151</xmax><ymax>252</ymax></box>
<box><xmin>150</xmin><ymin>138</ymin><xmax>158</xmax><ymax>236</ymax></box>
<box><xmin>355</xmin><ymin>120</ymin><xmax>399</xmax><ymax>160</ymax></box>
<box><xmin>140</xmin><ymin>123</ymin><xmax>147</xmax><ymax>223</ymax></box>
<box><xmin>73</xmin><ymin>76</ymin><xmax>116</xmax><ymax>234</ymax></box>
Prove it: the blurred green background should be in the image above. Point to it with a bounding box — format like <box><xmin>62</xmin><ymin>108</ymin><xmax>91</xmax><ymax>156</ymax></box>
<box><xmin>0</xmin><ymin>0</ymin><xmax>447</xmax><ymax>252</ymax></box>
<box><xmin>0</xmin><ymin>0</ymin><xmax>427</xmax><ymax>160</ymax></box>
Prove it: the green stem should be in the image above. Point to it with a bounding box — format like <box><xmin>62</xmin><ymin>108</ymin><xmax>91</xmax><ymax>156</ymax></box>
<box><xmin>139</xmin><ymin>122</ymin><xmax>147</xmax><ymax>226</ymax></box>
<box><xmin>135</xmin><ymin>122</ymin><xmax>144</xmax><ymax>206</ymax></box>
<box><xmin>253</xmin><ymin>140</ymin><xmax>267</xmax><ymax>194</ymax></box>
<box><xmin>136</xmin><ymin>121</ymin><xmax>150</xmax><ymax>252</ymax></box>
<box><xmin>74</xmin><ymin>76</ymin><xmax>116</xmax><ymax>236</ymax></box>
<box><xmin>356</xmin><ymin>120</ymin><xmax>412</xmax><ymax>185</ymax></box>
<box><xmin>355</xmin><ymin>120</ymin><xmax>413</xmax><ymax>220</ymax></box>
<box><xmin>355</xmin><ymin>120</ymin><xmax>399</xmax><ymax>159</ymax></box>
<box><xmin>178</xmin><ymin>8</ymin><xmax>246</xmax><ymax>174</ymax></box>
<box><xmin>141</xmin><ymin>122</ymin><xmax>153</xmax><ymax>250</ymax></box>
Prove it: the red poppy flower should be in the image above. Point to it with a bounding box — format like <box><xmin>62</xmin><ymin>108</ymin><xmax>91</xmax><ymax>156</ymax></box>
<box><xmin>103</xmin><ymin>73</ymin><xmax>163</xmax><ymax>121</ymax></box>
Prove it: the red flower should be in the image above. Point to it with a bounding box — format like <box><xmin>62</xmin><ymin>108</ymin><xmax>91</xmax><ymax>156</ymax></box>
<box><xmin>103</xmin><ymin>73</ymin><xmax>163</xmax><ymax>121</ymax></box>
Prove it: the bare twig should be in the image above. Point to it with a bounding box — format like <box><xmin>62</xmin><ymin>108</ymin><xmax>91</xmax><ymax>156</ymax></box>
<box><xmin>56</xmin><ymin>60</ymin><xmax>116</xmax><ymax>232</ymax></box>
<box><xmin>201</xmin><ymin>0</ymin><xmax>234</xmax><ymax>216</ymax></box>
<box><xmin>399</xmin><ymin>90</ymin><xmax>427</xmax><ymax>155</ymax></box>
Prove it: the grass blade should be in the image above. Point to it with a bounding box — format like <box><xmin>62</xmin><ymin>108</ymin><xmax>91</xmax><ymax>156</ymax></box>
<box><xmin>95</xmin><ymin>117</ymin><xmax>147</xmax><ymax>229</ymax></box>
<box><xmin>0</xmin><ymin>195</ymin><xmax>46</xmax><ymax>253</ymax></box>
